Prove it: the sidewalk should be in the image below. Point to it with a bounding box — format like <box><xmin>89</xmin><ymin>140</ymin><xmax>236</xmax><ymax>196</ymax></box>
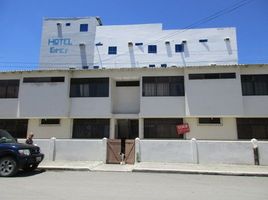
<box><xmin>38</xmin><ymin>161</ymin><xmax>268</xmax><ymax>176</ymax></box>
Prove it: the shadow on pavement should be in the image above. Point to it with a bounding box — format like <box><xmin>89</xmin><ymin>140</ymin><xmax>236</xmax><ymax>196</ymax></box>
<box><xmin>13</xmin><ymin>169</ymin><xmax>46</xmax><ymax>178</ymax></box>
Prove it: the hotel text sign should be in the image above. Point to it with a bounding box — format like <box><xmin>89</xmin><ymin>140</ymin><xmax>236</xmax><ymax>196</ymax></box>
<box><xmin>48</xmin><ymin>38</ymin><xmax>72</xmax><ymax>54</ymax></box>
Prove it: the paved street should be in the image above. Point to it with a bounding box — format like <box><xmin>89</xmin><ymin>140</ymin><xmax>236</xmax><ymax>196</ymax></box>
<box><xmin>0</xmin><ymin>170</ymin><xmax>268</xmax><ymax>200</ymax></box>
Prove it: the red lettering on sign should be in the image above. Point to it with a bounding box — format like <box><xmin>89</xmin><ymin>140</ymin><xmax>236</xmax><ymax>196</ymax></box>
<box><xmin>176</xmin><ymin>123</ymin><xmax>190</xmax><ymax>135</ymax></box>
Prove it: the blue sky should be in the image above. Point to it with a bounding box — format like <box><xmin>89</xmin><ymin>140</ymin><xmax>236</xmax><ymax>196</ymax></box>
<box><xmin>0</xmin><ymin>0</ymin><xmax>267</xmax><ymax>70</ymax></box>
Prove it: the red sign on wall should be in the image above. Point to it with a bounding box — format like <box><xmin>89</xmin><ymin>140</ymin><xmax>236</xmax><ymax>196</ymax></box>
<box><xmin>176</xmin><ymin>123</ymin><xmax>190</xmax><ymax>135</ymax></box>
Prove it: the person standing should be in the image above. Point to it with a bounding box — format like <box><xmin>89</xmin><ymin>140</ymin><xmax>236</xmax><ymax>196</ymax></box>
<box><xmin>25</xmin><ymin>132</ymin><xmax>34</xmax><ymax>145</ymax></box>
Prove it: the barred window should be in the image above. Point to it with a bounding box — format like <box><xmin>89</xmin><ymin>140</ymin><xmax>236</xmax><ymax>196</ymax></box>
<box><xmin>198</xmin><ymin>118</ymin><xmax>221</xmax><ymax>124</ymax></box>
<box><xmin>72</xmin><ymin>119</ymin><xmax>110</xmax><ymax>139</ymax></box>
<box><xmin>0</xmin><ymin>80</ymin><xmax>20</xmax><ymax>98</ymax></box>
<box><xmin>189</xmin><ymin>73</ymin><xmax>236</xmax><ymax>80</ymax></box>
<box><xmin>0</xmin><ymin>119</ymin><xmax>28</xmax><ymax>138</ymax></box>
<box><xmin>23</xmin><ymin>77</ymin><xmax>64</xmax><ymax>83</ymax></box>
<box><xmin>241</xmin><ymin>75</ymin><xmax>268</xmax><ymax>95</ymax></box>
<box><xmin>144</xmin><ymin>118</ymin><xmax>183</xmax><ymax>139</ymax></box>
<box><xmin>237</xmin><ymin>118</ymin><xmax>268</xmax><ymax>139</ymax></box>
<box><xmin>142</xmin><ymin>76</ymin><xmax>184</xmax><ymax>96</ymax></box>
<box><xmin>41</xmin><ymin>119</ymin><xmax>60</xmax><ymax>125</ymax></box>
<box><xmin>70</xmin><ymin>78</ymin><xmax>109</xmax><ymax>97</ymax></box>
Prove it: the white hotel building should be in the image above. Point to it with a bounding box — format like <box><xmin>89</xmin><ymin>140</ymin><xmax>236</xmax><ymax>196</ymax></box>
<box><xmin>0</xmin><ymin>17</ymin><xmax>268</xmax><ymax>140</ymax></box>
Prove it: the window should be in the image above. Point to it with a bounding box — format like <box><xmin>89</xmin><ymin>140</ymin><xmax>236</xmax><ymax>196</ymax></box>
<box><xmin>95</xmin><ymin>42</ymin><xmax>103</xmax><ymax>46</ymax></box>
<box><xmin>66</xmin><ymin>23</ymin><xmax>71</xmax><ymax>26</ymax></box>
<box><xmin>175</xmin><ymin>44</ymin><xmax>184</xmax><ymax>52</ymax></box>
<box><xmin>135</xmin><ymin>43</ymin><xmax>143</xmax><ymax>46</ymax></box>
<box><xmin>189</xmin><ymin>73</ymin><xmax>236</xmax><ymax>80</ymax></box>
<box><xmin>0</xmin><ymin>119</ymin><xmax>28</xmax><ymax>138</ymax></box>
<box><xmin>237</xmin><ymin>118</ymin><xmax>268</xmax><ymax>140</ymax></box>
<box><xmin>93</xmin><ymin>66</ymin><xmax>99</xmax><ymax>69</ymax></box>
<box><xmin>108</xmin><ymin>46</ymin><xmax>117</xmax><ymax>55</ymax></box>
<box><xmin>72</xmin><ymin>119</ymin><xmax>110</xmax><ymax>139</ymax></box>
<box><xmin>241</xmin><ymin>75</ymin><xmax>268</xmax><ymax>95</ymax></box>
<box><xmin>149</xmin><ymin>64</ymin><xmax>155</xmax><ymax>68</ymax></box>
<box><xmin>148</xmin><ymin>45</ymin><xmax>157</xmax><ymax>53</ymax></box>
<box><xmin>70</xmin><ymin>78</ymin><xmax>109</xmax><ymax>97</ymax></box>
<box><xmin>80</xmin><ymin>24</ymin><xmax>88</xmax><ymax>32</ymax></box>
<box><xmin>144</xmin><ymin>118</ymin><xmax>183</xmax><ymax>139</ymax></box>
<box><xmin>116</xmin><ymin>81</ymin><xmax>139</xmax><ymax>87</ymax></box>
<box><xmin>161</xmin><ymin>64</ymin><xmax>167</xmax><ymax>68</ymax></box>
<box><xmin>198</xmin><ymin>118</ymin><xmax>221</xmax><ymax>125</ymax></box>
<box><xmin>199</xmin><ymin>39</ymin><xmax>208</xmax><ymax>43</ymax></box>
<box><xmin>23</xmin><ymin>77</ymin><xmax>65</xmax><ymax>83</ymax></box>
<box><xmin>142</xmin><ymin>76</ymin><xmax>184</xmax><ymax>96</ymax></box>
<box><xmin>0</xmin><ymin>80</ymin><xmax>20</xmax><ymax>98</ymax></box>
<box><xmin>41</xmin><ymin>119</ymin><xmax>60</xmax><ymax>125</ymax></box>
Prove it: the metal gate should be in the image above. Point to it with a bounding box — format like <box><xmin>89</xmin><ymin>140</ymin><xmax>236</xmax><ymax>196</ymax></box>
<box><xmin>107</xmin><ymin>139</ymin><xmax>135</xmax><ymax>164</ymax></box>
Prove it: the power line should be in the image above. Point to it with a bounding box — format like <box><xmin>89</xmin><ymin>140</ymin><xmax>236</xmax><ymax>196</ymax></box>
<box><xmin>98</xmin><ymin>0</ymin><xmax>255</xmax><ymax>63</ymax></box>
<box><xmin>0</xmin><ymin>0</ymin><xmax>257</xmax><ymax>68</ymax></box>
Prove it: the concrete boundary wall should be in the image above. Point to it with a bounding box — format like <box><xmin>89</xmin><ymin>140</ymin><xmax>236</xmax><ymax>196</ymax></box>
<box><xmin>55</xmin><ymin>139</ymin><xmax>105</xmax><ymax>161</ymax></box>
<box><xmin>18</xmin><ymin>138</ymin><xmax>268</xmax><ymax>165</ymax></box>
<box><xmin>136</xmin><ymin>139</ymin><xmax>268</xmax><ymax>166</ymax></box>
<box><xmin>18</xmin><ymin>138</ymin><xmax>107</xmax><ymax>162</ymax></box>
<box><xmin>137</xmin><ymin>140</ymin><xmax>195</xmax><ymax>163</ymax></box>
<box><xmin>196</xmin><ymin>141</ymin><xmax>254</xmax><ymax>165</ymax></box>
<box><xmin>258</xmin><ymin>141</ymin><xmax>268</xmax><ymax>165</ymax></box>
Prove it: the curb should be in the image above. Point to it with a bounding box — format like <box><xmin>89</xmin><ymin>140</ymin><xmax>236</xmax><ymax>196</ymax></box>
<box><xmin>38</xmin><ymin>166</ymin><xmax>90</xmax><ymax>171</ymax></box>
<box><xmin>132</xmin><ymin>169</ymin><xmax>268</xmax><ymax>177</ymax></box>
<box><xmin>39</xmin><ymin>166</ymin><xmax>268</xmax><ymax>177</ymax></box>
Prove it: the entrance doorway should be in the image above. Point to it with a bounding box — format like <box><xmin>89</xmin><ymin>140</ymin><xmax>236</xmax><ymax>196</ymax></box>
<box><xmin>106</xmin><ymin>119</ymin><xmax>138</xmax><ymax>164</ymax></box>
<box><xmin>116</xmin><ymin>119</ymin><xmax>139</xmax><ymax>139</ymax></box>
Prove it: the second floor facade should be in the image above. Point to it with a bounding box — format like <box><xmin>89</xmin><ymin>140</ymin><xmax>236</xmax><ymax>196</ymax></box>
<box><xmin>0</xmin><ymin>64</ymin><xmax>267</xmax><ymax>119</ymax></box>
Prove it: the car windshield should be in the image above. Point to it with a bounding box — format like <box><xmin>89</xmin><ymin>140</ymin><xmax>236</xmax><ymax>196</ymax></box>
<box><xmin>0</xmin><ymin>130</ymin><xmax>17</xmax><ymax>144</ymax></box>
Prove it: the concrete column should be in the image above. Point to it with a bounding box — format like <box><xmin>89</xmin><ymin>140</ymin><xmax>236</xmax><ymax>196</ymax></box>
<box><xmin>109</xmin><ymin>118</ymin><xmax>115</xmax><ymax>139</ymax></box>
<box><xmin>135</xmin><ymin>138</ymin><xmax>141</xmax><ymax>163</ymax></box>
<box><xmin>49</xmin><ymin>137</ymin><xmax>56</xmax><ymax>161</ymax></box>
<box><xmin>139</xmin><ymin>118</ymin><xmax>144</xmax><ymax>139</ymax></box>
<box><xmin>251</xmin><ymin>138</ymin><xmax>259</xmax><ymax>165</ymax></box>
<box><xmin>191</xmin><ymin>138</ymin><xmax>199</xmax><ymax>164</ymax></box>
<box><xmin>102</xmin><ymin>138</ymin><xmax>107</xmax><ymax>164</ymax></box>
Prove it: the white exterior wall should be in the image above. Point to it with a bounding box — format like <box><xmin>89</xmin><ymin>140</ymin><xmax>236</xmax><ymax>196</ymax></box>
<box><xmin>184</xmin><ymin>66</ymin><xmax>243</xmax><ymax>116</ymax></box>
<box><xmin>140</xmin><ymin>97</ymin><xmax>185</xmax><ymax>117</ymax></box>
<box><xmin>39</xmin><ymin>17</ymin><xmax>101</xmax><ymax>69</ymax></box>
<box><xmin>70</xmin><ymin>98</ymin><xmax>111</xmax><ymax>118</ymax></box>
<box><xmin>0</xmin><ymin>99</ymin><xmax>19</xmax><ymax>118</ymax></box>
<box><xmin>28</xmin><ymin>118</ymin><xmax>72</xmax><ymax>139</ymax></box>
<box><xmin>112</xmin><ymin>86</ymin><xmax>140</xmax><ymax>114</ymax></box>
<box><xmin>185</xmin><ymin>118</ymin><xmax>237</xmax><ymax>140</ymax></box>
<box><xmin>20</xmin><ymin>72</ymin><xmax>70</xmax><ymax>118</ymax></box>
<box><xmin>94</xmin><ymin>24</ymin><xmax>237</xmax><ymax>68</ymax></box>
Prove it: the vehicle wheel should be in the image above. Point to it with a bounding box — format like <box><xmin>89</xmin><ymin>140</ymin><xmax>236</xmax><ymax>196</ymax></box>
<box><xmin>0</xmin><ymin>157</ymin><xmax>18</xmax><ymax>177</ymax></box>
<box><xmin>23</xmin><ymin>164</ymin><xmax>38</xmax><ymax>172</ymax></box>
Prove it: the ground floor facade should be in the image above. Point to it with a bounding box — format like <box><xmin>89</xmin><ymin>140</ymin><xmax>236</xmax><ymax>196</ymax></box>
<box><xmin>1</xmin><ymin>117</ymin><xmax>268</xmax><ymax>140</ymax></box>
<box><xmin>1</xmin><ymin>64</ymin><xmax>268</xmax><ymax>140</ymax></box>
